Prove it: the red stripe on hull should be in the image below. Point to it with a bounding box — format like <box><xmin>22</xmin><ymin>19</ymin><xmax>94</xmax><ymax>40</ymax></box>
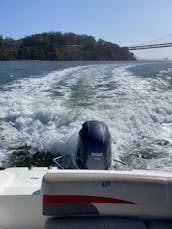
<box><xmin>43</xmin><ymin>195</ymin><xmax>135</xmax><ymax>204</ymax></box>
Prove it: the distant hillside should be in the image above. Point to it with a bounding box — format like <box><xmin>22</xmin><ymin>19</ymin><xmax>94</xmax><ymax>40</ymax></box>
<box><xmin>0</xmin><ymin>32</ymin><xmax>136</xmax><ymax>61</ymax></box>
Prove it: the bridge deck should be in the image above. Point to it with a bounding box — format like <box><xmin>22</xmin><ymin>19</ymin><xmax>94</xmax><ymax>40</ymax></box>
<box><xmin>128</xmin><ymin>42</ymin><xmax>172</xmax><ymax>50</ymax></box>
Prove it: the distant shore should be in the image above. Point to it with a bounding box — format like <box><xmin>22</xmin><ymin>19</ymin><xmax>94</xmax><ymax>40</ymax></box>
<box><xmin>0</xmin><ymin>32</ymin><xmax>136</xmax><ymax>61</ymax></box>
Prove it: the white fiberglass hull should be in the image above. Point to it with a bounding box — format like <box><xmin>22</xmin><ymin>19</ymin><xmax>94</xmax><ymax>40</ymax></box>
<box><xmin>0</xmin><ymin>167</ymin><xmax>172</xmax><ymax>229</ymax></box>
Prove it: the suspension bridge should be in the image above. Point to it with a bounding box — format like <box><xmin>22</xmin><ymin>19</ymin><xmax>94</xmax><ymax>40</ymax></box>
<box><xmin>127</xmin><ymin>34</ymin><xmax>172</xmax><ymax>50</ymax></box>
<box><xmin>128</xmin><ymin>42</ymin><xmax>172</xmax><ymax>50</ymax></box>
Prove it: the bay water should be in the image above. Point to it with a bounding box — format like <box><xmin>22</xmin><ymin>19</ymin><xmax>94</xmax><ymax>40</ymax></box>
<box><xmin>0</xmin><ymin>60</ymin><xmax>172</xmax><ymax>171</ymax></box>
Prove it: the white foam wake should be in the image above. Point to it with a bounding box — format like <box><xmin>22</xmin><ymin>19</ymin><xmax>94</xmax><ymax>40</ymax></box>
<box><xmin>0</xmin><ymin>62</ymin><xmax>172</xmax><ymax>170</ymax></box>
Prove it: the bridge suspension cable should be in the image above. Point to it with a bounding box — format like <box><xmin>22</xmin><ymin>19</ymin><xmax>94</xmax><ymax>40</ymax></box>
<box><xmin>128</xmin><ymin>42</ymin><xmax>172</xmax><ymax>50</ymax></box>
<box><xmin>127</xmin><ymin>33</ymin><xmax>172</xmax><ymax>50</ymax></box>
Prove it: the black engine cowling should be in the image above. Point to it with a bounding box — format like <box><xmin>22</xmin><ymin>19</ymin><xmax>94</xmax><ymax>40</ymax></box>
<box><xmin>76</xmin><ymin>120</ymin><xmax>111</xmax><ymax>170</ymax></box>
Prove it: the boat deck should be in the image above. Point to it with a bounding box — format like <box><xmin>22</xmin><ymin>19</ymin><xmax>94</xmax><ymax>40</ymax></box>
<box><xmin>0</xmin><ymin>167</ymin><xmax>171</xmax><ymax>229</ymax></box>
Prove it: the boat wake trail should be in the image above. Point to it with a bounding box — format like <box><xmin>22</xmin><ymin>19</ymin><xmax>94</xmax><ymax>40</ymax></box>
<box><xmin>0</xmin><ymin>62</ymin><xmax>172</xmax><ymax>171</ymax></box>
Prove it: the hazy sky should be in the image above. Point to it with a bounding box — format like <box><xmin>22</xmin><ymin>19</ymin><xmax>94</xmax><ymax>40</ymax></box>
<box><xmin>1</xmin><ymin>0</ymin><xmax>172</xmax><ymax>59</ymax></box>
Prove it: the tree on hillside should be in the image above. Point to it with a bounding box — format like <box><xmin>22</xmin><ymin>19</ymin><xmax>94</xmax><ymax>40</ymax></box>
<box><xmin>0</xmin><ymin>32</ymin><xmax>136</xmax><ymax>61</ymax></box>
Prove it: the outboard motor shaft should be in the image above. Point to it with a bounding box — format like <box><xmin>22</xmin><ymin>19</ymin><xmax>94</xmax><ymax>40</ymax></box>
<box><xmin>76</xmin><ymin>120</ymin><xmax>111</xmax><ymax>170</ymax></box>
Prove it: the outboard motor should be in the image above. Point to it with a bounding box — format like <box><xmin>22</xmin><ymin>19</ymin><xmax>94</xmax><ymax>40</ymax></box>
<box><xmin>76</xmin><ymin>120</ymin><xmax>111</xmax><ymax>170</ymax></box>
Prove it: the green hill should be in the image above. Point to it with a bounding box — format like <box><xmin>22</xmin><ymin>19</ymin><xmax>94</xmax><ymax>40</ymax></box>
<box><xmin>0</xmin><ymin>32</ymin><xmax>136</xmax><ymax>61</ymax></box>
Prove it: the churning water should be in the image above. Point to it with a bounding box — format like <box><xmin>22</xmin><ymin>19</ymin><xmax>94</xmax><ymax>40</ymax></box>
<box><xmin>0</xmin><ymin>60</ymin><xmax>172</xmax><ymax>171</ymax></box>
